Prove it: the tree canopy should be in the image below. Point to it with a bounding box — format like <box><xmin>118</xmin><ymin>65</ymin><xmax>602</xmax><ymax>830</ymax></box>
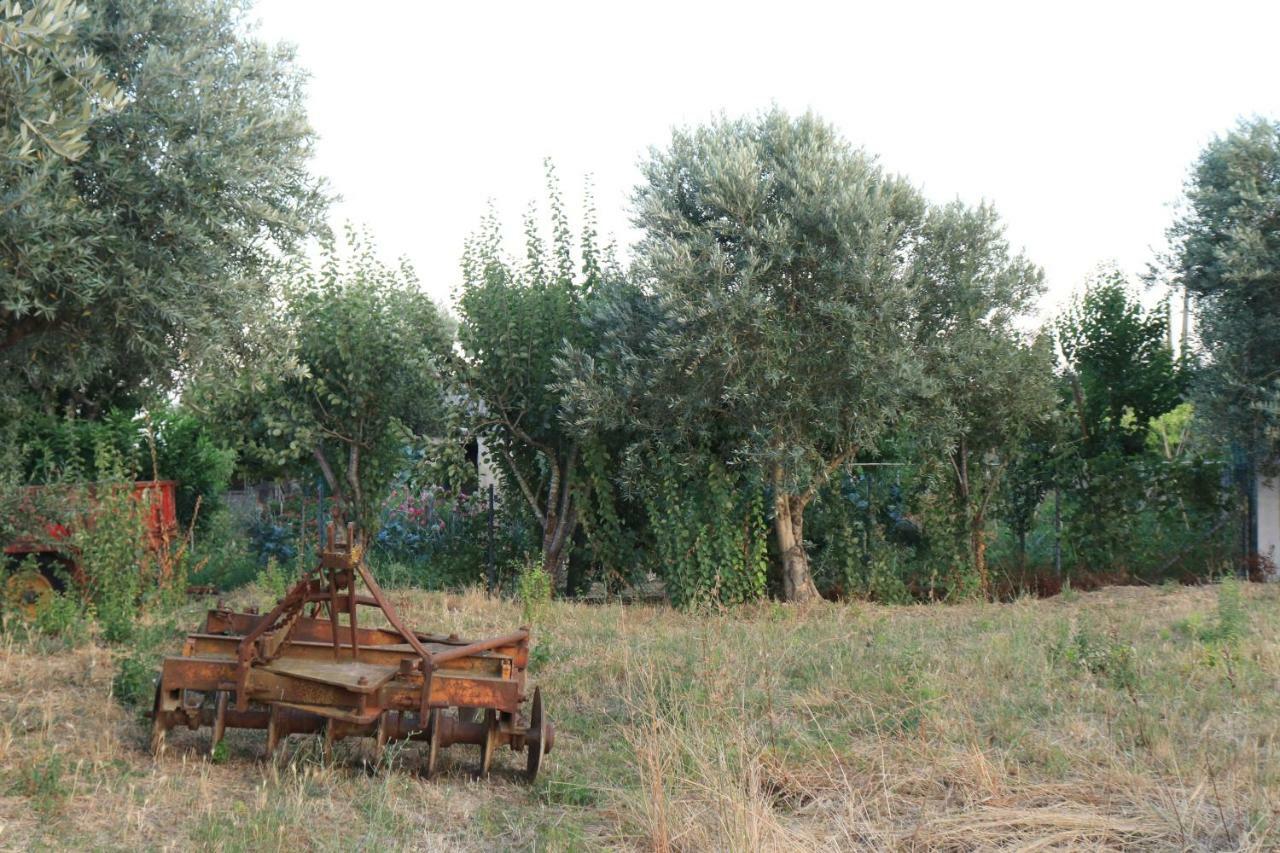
<box><xmin>204</xmin><ymin>231</ymin><xmax>454</xmax><ymax>533</ymax></box>
<box><xmin>1</xmin><ymin>0</ymin><xmax>326</xmax><ymax>417</ymax></box>
<box><xmin>1058</xmin><ymin>267</ymin><xmax>1183</xmax><ymax>455</ymax></box>
<box><xmin>1169</xmin><ymin>117</ymin><xmax>1280</xmax><ymax>463</ymax></box>
<box><xmin>456</xmin><ymin>164</ymin><xmax>615</xmax><ymax>589</ymax></box>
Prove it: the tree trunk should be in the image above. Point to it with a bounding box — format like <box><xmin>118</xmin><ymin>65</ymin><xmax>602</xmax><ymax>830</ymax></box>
<box><xmin>542</xmin><ymin>504</ymin><xmax>577</xmax><ymax>594</ymax></box>
<box><xmin>971</xmin><ymin>511</ymin><xmax>990</xmax><ymax>599</ymax></box>
<box><xmin>774</xmin><ymin>490</ymin><xmax>820</xmax><ymax>603</ymax></box>
<box><xmin>313</xmin><ymin>446</ymin><xmax>347</xmax><ymax>511</ymax></box>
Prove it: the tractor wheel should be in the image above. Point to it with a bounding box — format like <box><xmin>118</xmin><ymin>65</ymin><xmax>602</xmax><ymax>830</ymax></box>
<box><xmin>5</xmin><ymin>568</ymin><xmax>54</xmax><ymax>621</ymax></box>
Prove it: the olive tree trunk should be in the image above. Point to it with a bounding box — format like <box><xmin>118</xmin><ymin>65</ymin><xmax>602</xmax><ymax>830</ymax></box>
<box><xmin>773</xmin><ymin>490</ymin><xmax>820</xmax><ymax>603</ymax></box>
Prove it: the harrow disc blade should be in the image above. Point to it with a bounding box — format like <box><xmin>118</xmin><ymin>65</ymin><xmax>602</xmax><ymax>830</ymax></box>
<box><xmin>149</xmin><ymin>684</ymin><xmax>168</xmax><ymax>757</ymax></box>
<box><xmin>422</xmin><ymin>708</ymin><xmax>441</xmax><ymax>778</ymax></box>
<box><xmin>209</xmin><ymin>691</ymin><xmax>229</xmax><ymax>757</ymax></box>
<box><xmin>478</xmin><ymin>709</ymin><xmax>498</xmax><ymax>778</ymax></box>
<box><xmin>526</xmin><ymin>688</ymin><xmax>546</xmax><ymax>782</ymax></box>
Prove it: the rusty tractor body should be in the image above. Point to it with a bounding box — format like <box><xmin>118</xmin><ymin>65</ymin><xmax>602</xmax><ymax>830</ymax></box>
<box><xmin>4</xmin><ymin>480</ymin><xmax>178</xmax><ymax>619</ymax></box>
<box><xmin>150</xmin><ymin>523</ymin><xmax>553</xmax><ymax>780</ymax></box>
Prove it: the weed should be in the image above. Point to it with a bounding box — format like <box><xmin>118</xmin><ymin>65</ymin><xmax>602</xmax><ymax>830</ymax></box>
<box><xmin>257</xmin><ymin>556</ymin><xmax>292</xmax><ymax>602</ymax></box>
<box><xmin>112</xmin><ymin>650</ymin><xmax>158</xmax><ymax>710</ymax></box>
<box><xmin>517</xmin><ymin>559</ymin><xmax>552</xmax><ymax>624</ymax></box>
<box><xmin>1048</xmin><ymin>623</ymin><xmax>1138</xmax><ymax>690</ymax></box>
<box><xmin>32</xmin><ymin>591</ymin><xmax>91</xmax><ymax>646</ymax></box>
<box><xmin>10</xmin><ymin>753</ymin><xmax>69</xmax><ymax>816</ymax></box>
<box><xmin>1174</xmin><ymin>576</ymin><xmax>1250</xmax><ymax>684</ymax></box>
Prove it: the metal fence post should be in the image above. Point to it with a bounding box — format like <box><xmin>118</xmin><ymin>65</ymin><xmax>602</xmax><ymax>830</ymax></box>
<box><xmin>486</xmin><ymin>483</ymin><xmax>496</xmax><ymax>594</ymax></box>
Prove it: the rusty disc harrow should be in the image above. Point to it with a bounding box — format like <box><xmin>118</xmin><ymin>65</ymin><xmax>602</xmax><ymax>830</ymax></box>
<box><xmin>149</xmin><ymin>523</ymin><xmax>553</xmax><ymax>780</ymax></box>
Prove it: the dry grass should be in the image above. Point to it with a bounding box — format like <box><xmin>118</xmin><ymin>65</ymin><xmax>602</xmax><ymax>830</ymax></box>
<box><xmin>1</xmin><ymin>581</ymin><xmax>1278</xmax><ymax>850</ymax></box>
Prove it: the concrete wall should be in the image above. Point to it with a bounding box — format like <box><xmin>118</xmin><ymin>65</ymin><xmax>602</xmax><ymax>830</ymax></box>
<box><xmin>1258</xmin><ymin>473</ymin><xmax>1280</xmax><ymax>578</ymax></box>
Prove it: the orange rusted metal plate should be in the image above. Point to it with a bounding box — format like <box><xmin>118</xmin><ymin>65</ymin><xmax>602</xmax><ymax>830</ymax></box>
<box><xmin>261</xmin><ymin>658</ymin><xmax>396</xmax><ymax>693</ymax></box>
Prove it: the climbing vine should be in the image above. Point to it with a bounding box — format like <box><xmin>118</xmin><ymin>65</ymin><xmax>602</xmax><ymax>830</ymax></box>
<box><xmin>640</xmin><ymin>451</ymin><xmax>768</xmax><ymax>608</ymax></box>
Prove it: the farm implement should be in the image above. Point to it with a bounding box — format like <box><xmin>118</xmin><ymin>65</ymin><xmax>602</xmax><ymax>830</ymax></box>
<box><xmin>149</xmin><ymin>523</ymin><xmax>553</xmax><ymax>780</ymax></box>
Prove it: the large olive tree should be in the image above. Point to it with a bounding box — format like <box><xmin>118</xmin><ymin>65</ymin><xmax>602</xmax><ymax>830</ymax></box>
<box><xmin>1</xmin><ymin>0</ymin><xmax>326</xmax><ymax>416</ymax></box>
<box><xmin>625</xmin><ymin>110</ymin><xmax>934</xmax><ymax>602</ymax></box>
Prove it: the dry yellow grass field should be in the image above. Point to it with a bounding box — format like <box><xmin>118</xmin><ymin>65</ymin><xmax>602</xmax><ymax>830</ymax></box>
<box><xmin>1</xmin><ymin>581</ymin><xmax>1278</xmax><ymax>850</ymax></box>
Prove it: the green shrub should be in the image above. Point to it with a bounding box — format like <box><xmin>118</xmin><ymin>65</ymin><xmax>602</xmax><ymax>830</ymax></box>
<box><xmin>73</xmin><ymin>479</ymin><xmax>147</xmax><ymax>643</ymax></box>
<box><xmin>517</xmin><ymin>559</ymin><xmax>552</xmax><ymax>624</ymax></box>
<box><xmin>1049</xmin><ymin>623</ymin><xmax>1137</xmax><ymax>691</ymax></box>
<box><xmin>187</xmin><ymin>507</ymin><xmax>258</xmax><ymax>591</ymax></box>
<box><xmin>32</xmin><ymin>592</ymin><xmax>90</xmax><ymax>646</ymax></box>
<box><xmin>142</xmin><ymin>405</ymin><xmax>236</xmax><ymax>532</ymax></box>
<box><xmin>1201</xmin><ymin>575</ymin><xmax>1247</xmax><ymax>647</ymax></box>
<box><xmin>257</xmin><ymin>557</ymin><xmax>292</xmax><ymax>601</ymax></box>
<box><xmin>112</xmin><ymin>650</ymin><xmax>158</xmax><ymax>710</ymax></box>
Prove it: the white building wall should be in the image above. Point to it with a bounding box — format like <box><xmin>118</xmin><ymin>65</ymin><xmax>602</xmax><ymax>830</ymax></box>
<box><xmin>476</xmin><ymin>435</ymin><xmax>499</xmax><ymax>497</ymax></box>
<box><xmin>1258</xmin><ymin>474</ymin><xmax>1280</xmax><ymax>579</ymax></box>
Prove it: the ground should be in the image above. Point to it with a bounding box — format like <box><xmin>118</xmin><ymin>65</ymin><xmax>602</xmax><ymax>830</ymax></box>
<box><xmin>1</xmin><ymin>582</ymin><xmax>1278</xmax><ymax>851</ymax></box>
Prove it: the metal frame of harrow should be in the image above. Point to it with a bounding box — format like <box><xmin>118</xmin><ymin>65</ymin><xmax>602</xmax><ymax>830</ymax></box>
<box><xmin>149</xmin><ymin>524</ymin><xmax>552</xmax><ymax>779</ymax></box>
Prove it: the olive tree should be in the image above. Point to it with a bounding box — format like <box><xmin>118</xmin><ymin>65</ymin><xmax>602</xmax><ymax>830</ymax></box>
<box><xmin>624</xmin><ymin>110</ymin><xmax>933</xmax><ymax>602</ymax></box>
<box><xmin>913</xmin><ymin>202</ymin><xmax>1053</xmax><ymax>595</ymax></box>
<box><xmin>1</xmin><ymin>0</ymin><xmax>326</xmax><ymax>416</ymax></box>
<box><xmin>1168</xmin><ymin>118</ymin><xmax>1280</xmax><ymax>462</ymax></box>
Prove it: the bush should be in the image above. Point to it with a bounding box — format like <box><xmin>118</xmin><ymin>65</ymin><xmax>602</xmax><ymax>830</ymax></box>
<box><xmin>72</xmin><ymin>479</ymin><xmax>148</xmax><ymax>643</ymax></box>
<box><xmin>113</xmin><ymin>649</ymin><xmax>158</xmax><ymax>709</ymax></box>
<box><xmin>32</xmin><ymin>592</ymin><xmax>91</xmax><ymax>646</ymax></box>
<box><xmin>186</xmin><ymin>507</ymin><xmax>258</xmax><ymax>591</ymax></box>
<box><xmin>517</xmin><ymin>559</ymin><xmax>552</xmax><ymax>624</ymax></box>
<box><xmin>640</xmin><ymin>454</ymin><xmax>768</xmax><ymax>608</ymax></box>
<box><xmin>370</xmin><ymin>487</ymin><xmax>537</xmax><ymax>590</ymax></box>
<box><xmin>143</xmin><ymin>405</ymin><xmax>236</xmax><ymax>532</ymax></box>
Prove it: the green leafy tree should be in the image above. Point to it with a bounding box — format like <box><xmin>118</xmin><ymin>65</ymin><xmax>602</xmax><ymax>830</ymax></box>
<box><xmin>913</xmin><ymin>202</ymin><xmax>1054</xmax><ymax>596</ymax></box>
<box><xmin>457</xmin><ymin>164</ymin><xmax>614</xmax><ymax>590</ymax></box>
<box><xmin>1167</xmin><ymin>117</ymin><xmax>1280</xmax><ymax>462</ymax></box>
<box><xmin>1057</xmin><ymin>267</ymin><xmax>1183</xmax><ymax>455</ymax></box>
<box><xmin>611</xmin><ymin>110</ymin><xmax>933</xmax><ymax>602</ymax></box>
<box><xmin>560</xmin><ymin>276</ymin><xmax>772</xmax><ymax>605</ymax></box>
<box><xmin>1053</xmin><ymin>269</ymin><xmax>1195</xmax><ymax>576</ymax></box>
<box><xmin>204</xmin><ymin>232</ymin><xmax>454</xmax><ymax>534</ymax></box>
<box><xmin>1</xmin><ymin>0</ymin><xmax>326</xmax><ymax>415</ymax></box>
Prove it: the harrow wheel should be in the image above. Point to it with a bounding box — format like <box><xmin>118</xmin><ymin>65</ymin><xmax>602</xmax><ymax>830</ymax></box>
<box><xmin>422</xmin><ymin>708</ymin><xmax>441</xmax><ymax>778</ymax></box>
<box><xmin>526</xmin><ymin>687</ymin><xmax>546</xmax><ymax>782</ymax></box>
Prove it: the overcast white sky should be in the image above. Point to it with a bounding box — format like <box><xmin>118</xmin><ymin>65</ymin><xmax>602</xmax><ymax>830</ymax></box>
<box><xmin>252</xmin><ymin>0</ymin><xmax>1280</xmax><ymax>320</ymax></box>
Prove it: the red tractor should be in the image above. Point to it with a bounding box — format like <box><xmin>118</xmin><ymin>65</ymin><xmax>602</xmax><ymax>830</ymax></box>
<box><xmin>3</xmin><ymin>480</ymin><xmax>178</xmax><ymax>619</ymax></box>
